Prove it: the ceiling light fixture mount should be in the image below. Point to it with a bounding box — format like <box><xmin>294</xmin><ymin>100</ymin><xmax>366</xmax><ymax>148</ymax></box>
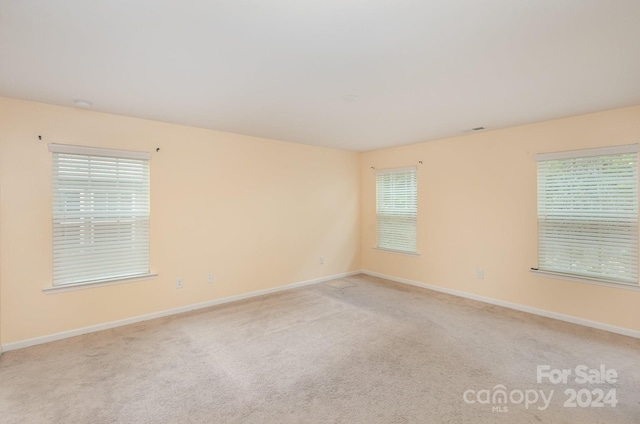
<box><xmin>73</xmin><ymin>99</ymin><xmax>93</xmax><ymax>108</ymax></box>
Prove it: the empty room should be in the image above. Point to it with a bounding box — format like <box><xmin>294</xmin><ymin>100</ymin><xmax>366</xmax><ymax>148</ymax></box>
<box><xmin>1</xmin><ymin>1</ymin><xmax>639</xmax><ymax>423</ymax></box>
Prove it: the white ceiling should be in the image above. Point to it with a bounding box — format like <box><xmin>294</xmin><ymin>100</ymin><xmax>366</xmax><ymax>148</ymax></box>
<box><xmin>1</xmin><ymin>1</ymin><xmax>639</xmax><ymax>152</ymax></box>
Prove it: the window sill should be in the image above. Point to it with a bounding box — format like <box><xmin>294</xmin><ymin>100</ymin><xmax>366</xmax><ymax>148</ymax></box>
<box><xmin>530</xmin><ymin>269</ymin><xmax>640</xmax><ymax>292</ymax></box>
<box><xmin>43</xmin><ymin>273</ymin><xmax>158</xmax><ymax>294</ymax></box>
<box><xmin>373</xmin><ymin>247</ymin><xmax>420</xmax><ymax>257</ymax></box>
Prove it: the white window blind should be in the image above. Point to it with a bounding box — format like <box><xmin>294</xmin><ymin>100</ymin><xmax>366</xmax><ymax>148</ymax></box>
<box><xmin>49</xmin><ymin>144</ymin><xmax>151</xmax><ymax>286</ymax></box>
<box><xmin>536</xmin><ymin>145</ymin><xmax>639</xmax><ymax>285</ymax></box>
<box><xmin>376</xmin><ymin>167</ymin><xmax>417</xmax><ymax>253</ymax></box>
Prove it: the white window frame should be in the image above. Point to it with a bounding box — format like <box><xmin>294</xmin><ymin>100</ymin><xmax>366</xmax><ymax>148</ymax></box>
<box><xmin>375</xmin><ymin>166</ymin><xmax>418</xmax><ymax>255</ymax></box>
<box><xmin>533</xmin><ymin>144</ymin><xmax>640</xmax><ymax>289</ymax></box>
<box><xmin>47</xmin><ymin>143</ymin><xmax>154</xmax><ymax>290</ymax></box>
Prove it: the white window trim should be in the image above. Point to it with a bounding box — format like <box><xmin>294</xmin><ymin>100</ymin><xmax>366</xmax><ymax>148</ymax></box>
<box><xmin>43</xmin><ymin>273</ymin><xmax>159</xmax><ymax>294</ymax></box>
<box><xmin>535</xmin><ymin>144</ymin><xmax>639</xmax><ymax>161</ymax></box>
<box><xmin>534</xmin><ymin>143</ymin><xmax>640</xmax><ymax>287</ymax></box>
<box><xmin>530</xmin><ymin>269</ymin><xmax>640</xmax><ymax>292</ymax></box>
<box><xmin>48</xmin><ymin>143</ymin><xmax>151</xmax><ymax>160</ymax></box>
<box><xmin>375</xmin><ymin>166</ymin><xmax>418</xmax><ymax>254</ymax></box>
<box><xmin>49</xmin><ymin>143</ymin><xmax>152</xmax><ymax>287</ymax></box>
<box><xmin>373</xmin><ymin>247</ymin><xmax>421</xmax><ymax>256</ymax></box>
<box><xmin>375</xmin><ymin>165</ymin><xmax>417</xmax><ymax>175</ymax></box>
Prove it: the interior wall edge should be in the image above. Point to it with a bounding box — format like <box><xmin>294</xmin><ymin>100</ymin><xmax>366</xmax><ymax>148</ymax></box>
<box><xmin>1</xmin><ymin>270</ymin><xmax>362</xmax><ymax>352</ymax></box>
<box><xmin>362</xmin><ymin>270</ymin><xmax>640</xmax><ymax>340</ymax></box>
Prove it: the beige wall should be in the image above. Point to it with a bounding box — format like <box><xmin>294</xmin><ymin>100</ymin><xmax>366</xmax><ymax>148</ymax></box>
<box><xmin>0</xmin><ymin>97</ymin><xmax>361</xmax><ymax>345</ymax></box>
<box><xmin>361</xmin><ymin>105</ymin><xmax>640</xmax><ymax>332</ymax></box>
<box><xmin>2</xmin><ymin>96</ymin><xmax>639</xmax><ymax>347</ymax></box>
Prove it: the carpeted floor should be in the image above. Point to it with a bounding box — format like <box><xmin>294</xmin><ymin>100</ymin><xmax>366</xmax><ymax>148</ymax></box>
<box><xmin>1</xmin><ymin>274</ymin><xmax>639</xmax><ymax>423</ymax></box>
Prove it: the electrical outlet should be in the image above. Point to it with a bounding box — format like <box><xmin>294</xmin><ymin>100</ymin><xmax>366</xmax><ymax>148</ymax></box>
<box><xmin>476</xmin><ymin>269</ymin><xmax>485</xmax><ymax>280</ymax></box>
<box><xmin>320</xmin><ymin>256</ymin><xmax>325</xmax><ymax>265</ymax></box>
<box><xmin>207</xmin><ymin>274</ymin><xmax>214</xmax><ymax>283</ymax></box>
<box><xmin>176</xmin><ymin>278</ymin><xmax>184</xmax><ymax>289</ymax></box>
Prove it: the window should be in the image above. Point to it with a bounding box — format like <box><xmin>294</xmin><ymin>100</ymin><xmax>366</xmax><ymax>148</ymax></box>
<box><xmin>49</xmin><ymin>144</ymin><xmax>151</xmax><ymax>287</ymax></box>
<box><xmin>536</xmin><ymin>145</ymin><xmax>639</xmax><ymax>286</ymax></box>
<box><xmin>376</xmin><ymin>166</ymin><xmax>417</xmax><ymax>254</ymax></box>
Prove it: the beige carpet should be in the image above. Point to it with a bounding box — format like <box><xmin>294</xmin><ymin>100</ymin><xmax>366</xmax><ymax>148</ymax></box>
<box><xmin>1</xmin><ymin>274</ymin><xmax>639</xmax><ymax>423</ymax></box>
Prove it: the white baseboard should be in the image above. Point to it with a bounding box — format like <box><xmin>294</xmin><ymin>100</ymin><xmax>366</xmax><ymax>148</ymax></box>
<box><xmin>1</xmin><ymin>271</ymin><xmax>362</xmax><ymax>352</ymax></box>
<box><xmin>6</xmin><ymin>269</ymin><xmax>636</xmax><ymax>352</ymax></box>
<box><xmin>363</xmin><ymin>270</ymin><xmax>640</xmax><ymax>340</ymax></box>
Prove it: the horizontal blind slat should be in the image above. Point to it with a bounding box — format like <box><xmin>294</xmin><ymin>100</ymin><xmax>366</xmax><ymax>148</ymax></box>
<box><xmin>376</xmin><ymin>167</ymin><xmax>417</xmax><ymax>253</ymax></box>
<box><xmin>52</xmin><ymin>151</ymin><xmax>150</xmax><ymax>286</ymax></box>
<box><xmin>537</xmin><ymin>151</ymin><xmax>638</xmax><ymax>284</ymax></box>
